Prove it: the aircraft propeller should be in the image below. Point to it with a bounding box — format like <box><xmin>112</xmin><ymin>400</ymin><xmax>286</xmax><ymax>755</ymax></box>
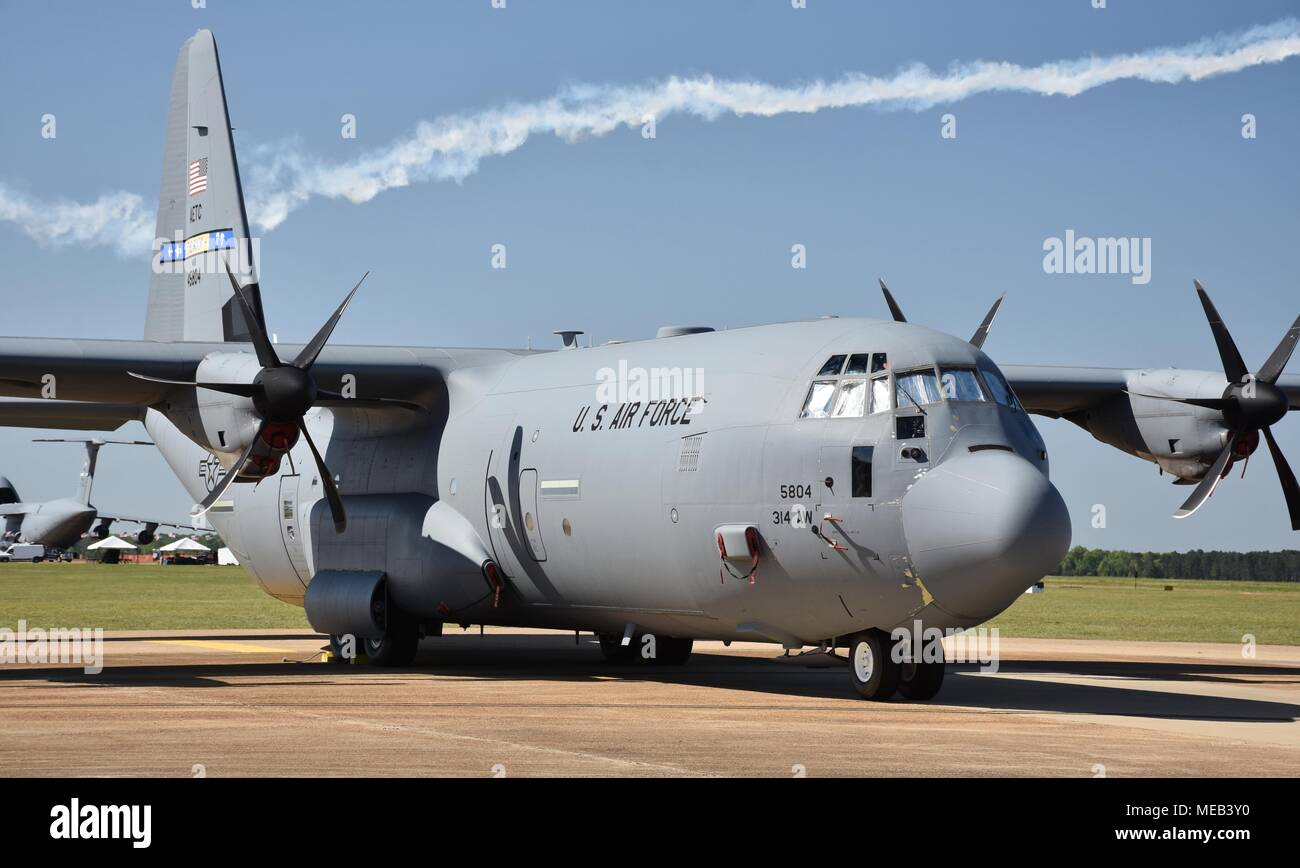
<box><xmin>878</xmin><ymin>278</ymin><xmax>1005</xmax><ymax>349</ymax></box>
<box><xmin>130</xmin><ymin>260</ymin><xmax>418</xmax><ymax>533</ymax></box>
<box><xmin>1153</xmin><ymin>282</ymin><xmax>1300</xmax><ymax>528</ymax></box>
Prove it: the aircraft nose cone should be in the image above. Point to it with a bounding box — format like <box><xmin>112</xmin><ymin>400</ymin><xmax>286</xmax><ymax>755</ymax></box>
<box><xmin>901</xmin><ymin>451</ymin><xmax>1071</xmax><ymax>622</ymax></box>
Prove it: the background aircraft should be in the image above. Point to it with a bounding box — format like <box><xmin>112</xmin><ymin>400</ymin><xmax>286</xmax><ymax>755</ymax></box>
<box><xmin>0</xmin><ymin>438</ymin><xmax>186</xmax><ymax>549</ymax></box>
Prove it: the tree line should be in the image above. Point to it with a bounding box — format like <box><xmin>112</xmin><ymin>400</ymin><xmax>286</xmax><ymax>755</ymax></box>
<box><xmin>1056</xmin><ymin>546</ymin><xmax>1300</xmax><ymax>582</ymax></box>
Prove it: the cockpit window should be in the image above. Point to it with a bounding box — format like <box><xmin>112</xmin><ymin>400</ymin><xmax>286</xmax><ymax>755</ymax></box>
<box><xmin>845</xmin><ymin>353</ymin><xmax>872</xmax><ymax>375</ymax></box>
<box><xmin>895</xmin><ymin>369</ymin><xmax>942</xmax><ymax>407</ymax></box>
<box><xmin>869</xmin><ymin>376</ymin><xmax>891</xmax><ymax>414</ymax></box>
<box><xmin>831</xmin><ymin>379</ymin><xmax>867</xmax><ymax>417</ymax></box>
<box><xmin>800</xmin><ymin>380</ymin><xmax>838</xmax><ymax>418</ymax></box>
<box><xmin>980</xmin><ymin>367</ymin><xmax>1021</xmax><ymax>410</ymax></box>
<box><xmin>872</xmin><ymin>353</ymin><xmax>888</xmax><ymax>373</ymax></box>
<box><xmin>817</xmin><ymin>355</ymin><xmax>847</xmax><ymax>377</ymax></box>
<box><xmin>939</xmin><ymin>367</ymin><xmax>988</xmax><ymax>402</ymax></box>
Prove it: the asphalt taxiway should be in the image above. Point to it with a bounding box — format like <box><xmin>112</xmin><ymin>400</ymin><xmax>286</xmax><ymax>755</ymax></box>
<box><xmin>1</xmin><ymin>630</ymin><xmax>1297</xmax><ymax>776</ymax></box>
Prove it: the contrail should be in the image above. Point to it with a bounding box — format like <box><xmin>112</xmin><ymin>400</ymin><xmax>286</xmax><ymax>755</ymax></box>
<box><xmin>3</xmin><ymin>18</ymin><xmax>1299</xmax><ymax>255</ymax></box>
<box><xmin>0</xmin><ymin>184</ymin><xmax>154</xmax><ymax>256</ymax></box>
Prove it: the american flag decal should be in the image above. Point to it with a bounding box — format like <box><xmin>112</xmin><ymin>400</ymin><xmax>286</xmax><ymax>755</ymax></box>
<box><xmin>188</xmin><ymin>158</ymin><xmax>208</xmax><ymax>196</ymax></box>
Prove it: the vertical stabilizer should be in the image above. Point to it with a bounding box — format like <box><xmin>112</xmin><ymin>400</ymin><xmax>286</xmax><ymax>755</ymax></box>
<box><xmin>32</xmin><ymin>439</ymin><xmax>153</xmax><ymax>506</ymax></box>
<box><xmin>144</xmin><ymin>29</ymin><xmax>264</xmax><ymax>343</ymax></box>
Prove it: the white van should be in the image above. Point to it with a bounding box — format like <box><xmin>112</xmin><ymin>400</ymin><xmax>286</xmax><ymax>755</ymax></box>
<box><xmin>0</xmin><ymin>544</ymin><xmax>46</xmax><ymax>563</ymax></box>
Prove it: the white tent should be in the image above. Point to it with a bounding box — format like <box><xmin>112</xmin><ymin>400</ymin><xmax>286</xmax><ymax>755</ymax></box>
<box><xmin>217</xmin><ymin>547</ymin><xmax>239</xmax><ymax>565</ymax></box>
<box><xmin>87</xmin><ymin>535</ymin><xmax>137</xmax><ymax>550</ymax></box>
<box><xmin>159</xmin><ymin>536</ymin><xmax>212</xmax><ymax>552</ymax></box>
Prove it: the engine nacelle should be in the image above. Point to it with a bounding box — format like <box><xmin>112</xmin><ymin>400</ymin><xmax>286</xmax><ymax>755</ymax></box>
<box><xmin>1066</xmin><ymin>368</ymin><xmax>1234</xmax><ymax>482</ymax></box>
<box><xmin>162</xmin><ymin>352</ymin><xmax>262</xmax><ymax>455</ymax></box>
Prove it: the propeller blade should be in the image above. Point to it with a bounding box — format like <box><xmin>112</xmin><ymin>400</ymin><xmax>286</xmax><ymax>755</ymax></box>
<box><xmin>1194</xmin><ymin>281</ymin><xmax>1250</xmax><ymax>385</ymax></box>
<box><xmin>1173</xmin><ymin>431</ymin><xmax>1238</xmax><ymax>520</ymax></box>
<box><xmin>293</xmin><ymin>273</ymin><xmax>369</xmax><ymax>371</ymax></box>
<box><xmin>223</xmin><ymin>256</ymin><xmax>281</xmax><ymax>369</ymax></box>
<box><xmin>127</xmin><ymin>372</ymin><xmax>259</xmax><ymax>398</ymax></box>
<box><xmin>969</xmin><ymin>294</ymin><xmax>1005</xmax><ymax>349</ymax></box>
<box><xmin>1256</xmin><ymin>312</ymin><xmax>1300</xmax><ymax>385</ymax></box>
<box><xmin>315</xmin><ymin>391</ymin><xmax>426</xmax><ymax>412</ymax></box>
<box><xmin>878</xmin><ymin>278</ymin><xmax>907</xmax><ymax>323</ymax></box>
<box><xmin>299</xmin><ymin>421</ymin><xmax>346</xmax><ymax>533</ymax></box>
<box><xmin>1262</xmin><ymin>426</ymin><xmax>1300</xmax><ymax>531</ymax></box>
<box><xmin>191</xmin><ymin>422</ymin><xmax>265</xmax><ymax>519</ymax></box>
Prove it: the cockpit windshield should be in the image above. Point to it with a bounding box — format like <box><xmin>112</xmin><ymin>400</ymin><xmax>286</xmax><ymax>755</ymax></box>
<box><xmin>980</xmin><ymin>366</ymin><xmax>1021</xmax><ymax>409</ymax></box>
<box><xmin>894</xmin><ymin>369</ymin><xmax>942</xmax><ymax>408</ymax></box>
<box><xmin>939</xmin><ymin>367</ymin><xmax>988</xmax><ymax>402</ymax></box>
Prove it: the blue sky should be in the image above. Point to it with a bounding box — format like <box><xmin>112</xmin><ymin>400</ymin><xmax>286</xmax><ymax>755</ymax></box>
<box><xmin>1</xmin><ymin>1</ymin><xmax>1299</xmax><ymax>551</ymax></box>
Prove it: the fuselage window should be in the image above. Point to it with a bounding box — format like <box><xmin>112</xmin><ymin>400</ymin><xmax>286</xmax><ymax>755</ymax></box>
<box><xmin>851</xmin><ymin>446</ymin><xmax>873</xmax><ymax>497</ymax></box>
<box><xmin>800</xmin><ymin>380</ymin><xmax>838</xmax><ymax>418</ymax></box>
<box><xmin>939</xmin><ymin>367</ymin><xmax>988</xmax><ymax>402</ymax></box>
<box><xmin>817</xmin><ymin>355</ymin><xmax>847</xmax><ymax>377</ymax></box>
<box><xmin>831</xmin><ymin>379</ymin><xmax>867</xmax><ymax>417</ymax></box>
<box><xmin>869</xmin><ymin>375</ymin><xmax>891</xmax><ymax>414</ymax></box>
<box><xmin>895</xmin><ymin>368</ymin><xmax>942</xmax><ymax>408</ymax></box>
<box><xmin>980</xmin><ymin>367</ymin><xmax>1021</xmax><ymax>410</ymax></box>
<box><xmin>845</xmin><ymin>353</ymin><xmax>872</xmax><ymax>375</ymax></box>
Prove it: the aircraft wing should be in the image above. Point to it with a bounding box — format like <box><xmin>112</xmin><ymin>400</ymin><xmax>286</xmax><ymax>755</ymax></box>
<box><xmin>0</xmin><ymin>400</ymin><xmax>145</xmax><ymax>431</ymax></box>
<box><xmin>0</xmin><ymin>336</ymin><xmax>485</xmax><ymax>415</ymax></box>
<box><xmin>1003</xmin><ymin>365</ymin><xmax>1300</xmax><ymax>417</ymax></box>
<box><xmin>0</xmin><ymin>503</ymin><xmax>31</xmax><ymax>516</ymax></box>
<box><xmin>92</xmin><ymin>514</ymin><xmax>198</xmax><ymax>532</ymax></box>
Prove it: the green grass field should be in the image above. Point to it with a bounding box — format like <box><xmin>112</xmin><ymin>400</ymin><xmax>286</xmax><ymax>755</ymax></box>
<box><xmin>985</xmin><ymin>575</ymin><xmax>1300</xmax><ymax>646</ymax></box>
<box><xmin>0</xmin><ymin>563</ymin><xmax>308</xmax><ymax>630</ymax></box>
<box><xmin>1</xmin><ymin>564</ymin><xmax>1298</xmax><ymax>644</ymax></box>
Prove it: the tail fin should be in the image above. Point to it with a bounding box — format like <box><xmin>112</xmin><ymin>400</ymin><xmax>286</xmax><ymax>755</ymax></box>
<box><xmin>144</xmin><ymin>29</ymin><xmax>264</xmax><ymax>343</ymax></box>
<box><xmin>32</xmin><ymin>439</ymin><xmax>152</xmax><ymax>506</ymax></box>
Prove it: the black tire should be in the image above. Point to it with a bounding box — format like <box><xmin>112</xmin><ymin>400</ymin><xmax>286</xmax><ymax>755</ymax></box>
<box><xmin>643</xmin><ymin>636</ymin><xmax>693</xmax><ymax>666</ymax></box>
<box><xmin>848</xmin><ymin>630</ymin><xmax>900</xmax><ymax>701</ymax></box>
<box><xmin>898</xmin><ymin>643</ymin><xmax>946</xmax><ymax>701</ymax></box>
<box><xmin>327</xmin><ymin>633</ymin><xmax>359</xmax><ymax>664</ymax></box>
<box><xmin>362</xmin><ymin>604</ymin><xmax>420</xmax><ymax>667</ymax></box>
<box><xmin>598</xmin><ymin>633</ymin><xmax>638</xmax><ymax>664</ymax></box>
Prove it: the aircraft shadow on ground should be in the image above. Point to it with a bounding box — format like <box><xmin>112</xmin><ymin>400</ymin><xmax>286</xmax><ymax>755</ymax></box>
<box><xmin>2</xmin><ymin>633</ymin><xmax>1297</xmax><ymax>723</ymax></box>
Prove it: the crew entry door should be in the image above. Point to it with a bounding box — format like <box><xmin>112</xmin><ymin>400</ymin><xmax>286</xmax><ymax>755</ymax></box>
<box><xmin>818</xmin><ymin>443</ymin><xmax>874</xmax><ymax>552</ymax></box>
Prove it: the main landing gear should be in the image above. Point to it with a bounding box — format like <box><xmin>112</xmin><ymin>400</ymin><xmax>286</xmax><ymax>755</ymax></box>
<box><xmin>847</xmin><ymin>629</ymin><xmax>945</xmax><ymax>701</ymax></box>
<box><xmin>329</xmin><ymin>602</ymin><xmax>421</xmax><ymax>667</ymax></box>
<box><xmin>598</xmin><ymin>632</ymin><xmax>694</xmax><ymax>666</ymax></box>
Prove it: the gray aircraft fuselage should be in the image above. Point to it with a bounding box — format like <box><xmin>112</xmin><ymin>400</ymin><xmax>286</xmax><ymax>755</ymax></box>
<box><xmin>0</xmin><ymin>482</ymin><xmax>95</xmax><ymax>550</ymax></box>
<box><xmin>146</xmin><ymin>315</ymin><xmax>1070</xmax><ymax>647</ymax></box>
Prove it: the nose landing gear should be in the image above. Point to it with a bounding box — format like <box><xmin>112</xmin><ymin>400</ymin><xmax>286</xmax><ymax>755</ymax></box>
<box><xmin>848</xmin><ymin>629</ymin><xmax>946</xmax><ymax>701</ymax></box>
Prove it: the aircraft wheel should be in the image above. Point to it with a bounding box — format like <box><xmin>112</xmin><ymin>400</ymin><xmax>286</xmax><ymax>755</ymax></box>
<box><xmin>362</xmin><ymin>605</ymin><xmax>420</xmax><ymax>667</ymax></box>
<box><xmin>644</xmin><ymin>636</ymin><xmax>693</xmax><ymax>666</ymax></box>
<box><xmin>848</xmin><ymin>630</ymin><xmax>900</xmax><ymax>701</ymax></box>
<box><xmin>598</xmin><ymin>633</ymin><xmax>638</xmax><ymax>664</ymax></box>
<box><xmin>898</xmin><ymin>643</ymin><xmax>945</xmax><ymax>701</ymax></box>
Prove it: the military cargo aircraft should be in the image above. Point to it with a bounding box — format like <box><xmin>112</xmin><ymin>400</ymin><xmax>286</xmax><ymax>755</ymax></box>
<box><xmin>0</xmin><ymin>438</ymin><xmax>188</xmax><ymax>549</ymax></box>
<box><xmin>0</xmin><ymin>31</ymin><xmax>1296</xmax><ymax>699</ymax></box>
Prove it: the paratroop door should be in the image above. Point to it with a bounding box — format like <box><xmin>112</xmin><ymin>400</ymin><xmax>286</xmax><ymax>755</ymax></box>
<box><xmin>519</xmin><ymin>468</ymin><xmax>546</xmax><ymax>561</ymax></box>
